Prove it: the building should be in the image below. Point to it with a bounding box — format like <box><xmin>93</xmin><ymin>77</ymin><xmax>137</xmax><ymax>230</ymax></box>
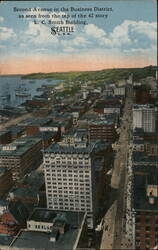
<box><xmin>0</xmin><ymin>201</ymin><xmax>28</xmax><ymax>236</ymax></box>
<box><xmin>8</xmin><ymin>209</ymin><xmax>88</xmax><ymax>250</ymax></box>
<box><xmin>0</xmin><ymin>168</ymin><xmax>13</xmax><ymax>198</ymax></box>
<box><xmin>133</xmin><ymin>104</ymin><xmax>157</xmax><ymax>132</ymax></box>
<box><xmin>8</xmin><ymin>171</ymin><xmax>45</xmax><ymax>208</ymax></box>
<box><xmin>88</xmin><ymin>118</ymin><xmax>117</xmax><ymax>143</ymax></box>
<box><xmin>94</xmin><ymin>97</ymin><xmax>122</xmax><ymax>115</ymax></box>
<box><xmin>25</xmin><ymin>117</ymin><xmax>52</xmax><ymax>136</ymax></box>
<box><xmin>35</xmin><ymin>131</ymin><xmax>60</xmax><ymax>148</ymax></box>
<box><xmin>132</xmin><ymin>151</ymin><xmax>158</xmax><ymax>167</ymax></box>
<box><xmin>7</xmin><ymin>125</ymin><xmax>26</xmax><ymax>140</ymax></box>
<box><xmin>43</xmin><ymin>139</ymin><xmax>107</xmax><ymax>229</ymax></box>
<box><xmin>0</xmin><ymin>131</ymin><xmax>12</xmax><ymax>144</ymax></box>
<box><xmin>133</xmin><ymin>173</ymin><xmax>158</xmax><ymax>250</ymax></box>
<box><xmin>133</xmin><ymin>139</ymin><xmax>158</xmax><ymax>156</ymax></box>
<box><xmin>25</xmin><ymin>98</ymin><xmax>48</xmax><ymax>108</ymax></box>
<box><xmin>133</xmin><ymin>85</ymin><xmax>153</xmax><ymax>104</ymax></box>
<box><xmin>0</xmin><ymin>137</ymin><xmax>42</xmax><ymax>181</ymax></box>
<box><xmin>113</xmin><ymin>86</ymin><xmax>126</xmax><ymax>97</ymax></box>
<box><xmin>133</xmin><ymin>129</ymin><xmax>158</xmax><ymax>141</ymax></box>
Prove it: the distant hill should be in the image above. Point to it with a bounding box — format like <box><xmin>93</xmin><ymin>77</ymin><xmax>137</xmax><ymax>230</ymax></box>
<box><xmin>22</xmin><ymin>66</ymin><xmax>157</xmax><ymax>83</ymax></box>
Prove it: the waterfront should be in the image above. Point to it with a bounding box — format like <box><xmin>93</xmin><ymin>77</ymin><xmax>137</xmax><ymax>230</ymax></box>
<box><xmin>0</xmin><ymin>76</ymin><xmax>60</xmax><ymax>108</ymax></box>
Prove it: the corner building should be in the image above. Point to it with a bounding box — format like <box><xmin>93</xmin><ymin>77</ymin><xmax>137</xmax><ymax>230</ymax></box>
<box><xmin>44</xmin><ymin>141</ymin><xmax>101</xmax><ymax>229</ymax></box>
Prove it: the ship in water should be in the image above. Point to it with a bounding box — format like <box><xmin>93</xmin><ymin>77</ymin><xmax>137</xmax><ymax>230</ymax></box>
<box><xmin>15</xmin><ymin>86</ymin><xmax>31</xmax><ymax>97</ymax></box>
<box><xmin>15</xmin><ymin>92</ymin><xmax>31</xmax><ymax>97</ymax></box>
<box><xmin>0</xmin><ymin>94</ymin><xmax>11</xmax><ymax>101</ymax></box>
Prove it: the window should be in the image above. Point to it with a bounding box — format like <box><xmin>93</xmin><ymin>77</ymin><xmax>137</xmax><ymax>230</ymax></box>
<box><xmin>136</xmin><ymin>218</ymin><xmax>140</xmax><ymax>223</ymax></box>
<box><xmin>145</xmin><ymin>218</ymin><xmax>150</xmax><ymax>223</ymax></box>
<box><xmin>146</xmin><ymin>234</ymin><xmax>150</xmax><ymax>238</ymax></box>
<box><xmin>146</xmin><ymin>226</ymin><xmax>150</xmax><ymax>231</ymax></box>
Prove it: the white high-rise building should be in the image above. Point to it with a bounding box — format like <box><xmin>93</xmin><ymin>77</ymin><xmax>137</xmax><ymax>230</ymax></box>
<box><xmin>133</xmin><ymin>104</ymin><xmax>157</xmax><ymax>132</ymax></box>
<box><xmin>43</xmin><ymin>140</ymin><xmax>103</xmax><ymax>229</ymax></box>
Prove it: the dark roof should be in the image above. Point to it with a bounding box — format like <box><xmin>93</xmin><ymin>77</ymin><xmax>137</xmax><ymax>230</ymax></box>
<box><xmin>0</xmin><ymin>130</ymin><xmax>10</xmax><ymax>136</ymax></box>
<box><xmin>132</xmin><ymin>151</ymin><xmax>158</xmax><ymax>164</ymax></box>
<box><xmin>133</xmin><ymin>165</ymin><xmax>157</xmax><ymax>175</ymax></box>
<box><xmin>7</xmin><ymin>125</ymin><xmax>25</xmax><ymax>134</ymax></box>
<box><xmin>35</xmin><ymin>131</ymin><xmax>57</xmax><ymax>140</ymax></box>
<box><xmin>133</xmin><ymin>175</ymin><xmax>158</xmax><ymax>211</ymax></box>
<box><xmin>133</xmin><ymin>128</ymin><xmax>158</xmax><ymax>137</ymax></box>
<box><xmin>8</xmin><ymin>201</ymin><xmax>29</xmax><ymax>224</ymax></box>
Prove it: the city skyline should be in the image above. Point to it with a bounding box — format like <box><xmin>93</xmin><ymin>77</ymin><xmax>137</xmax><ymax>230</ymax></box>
<box><xmin>0</xmin><ymin>0</ymin><xmax>157</xmax><ymax>74</ymax></box>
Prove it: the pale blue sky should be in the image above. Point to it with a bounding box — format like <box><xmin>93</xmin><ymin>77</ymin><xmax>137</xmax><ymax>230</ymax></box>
<box><xmin>0</xmin><ymin>0</ymin><xmax>157</xmax><ymax>74</ymax></box>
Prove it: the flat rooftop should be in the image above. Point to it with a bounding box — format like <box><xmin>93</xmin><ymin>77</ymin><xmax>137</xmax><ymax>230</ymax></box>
<box><xmin>10</xmin><ymin>210</ymin><xmax>86</xmax><ymax>250</ymax></box>
<box><xmin>0</xmin><ymin>137</ymin><xmax>41</xmax><ymax>157</ymax></box>
<box><xmin>89</xmin><ymin>120</ymin><xmax>114</xmax><ymax>125</ymax></box>
<box><xmin>7</xmin><ymin>125</ymin><xmax>25</xmax><ymax>134</ymax></box>
<box><xmin>133</xmin><ymin>104</ymin><xmax>156</xmax><ymax>109</ymax></box>
<box><xmin>44</xmin><ymin>141</ymin><xmax>96</xmax><ymax>154</ymax></box>
<box><xmin>44</xmin><ymin>140</ymin><xmax>109</xmax><ymax>155</ymax></box>
<box><xmin>19</xmin><ymin>117</ymin><xmax>52</xmax><ymax>126</ymax></box>
<box><xmin>0</xmin><ymin>130</ymin><xmax>10</xmax><ymax>136</ymax></box>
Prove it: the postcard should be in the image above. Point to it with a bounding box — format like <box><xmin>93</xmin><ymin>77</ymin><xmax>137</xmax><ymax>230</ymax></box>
<box><xmin>0</xmin><ymin>0</ymin><xmax>157</xmax><ymax>250</ymax></box>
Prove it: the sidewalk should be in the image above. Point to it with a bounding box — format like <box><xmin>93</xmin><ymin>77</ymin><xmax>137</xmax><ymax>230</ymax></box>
<box><xmin>100</xmin><ymin>200</ymin><xmax>117</xmax><ymax>250</ymax></box>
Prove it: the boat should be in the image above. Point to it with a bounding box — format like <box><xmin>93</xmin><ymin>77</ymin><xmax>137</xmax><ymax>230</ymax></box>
<box><xmin>0</xmin><ymin>94</ymin><xmax>10</xmax><ymax>100</ymax></box>
<box><xmin>15</xmin><ymin>87</ymin><xmax>28</xmax><ymax>91</ymax></box>
<box><xmin>15</xmin><ymin>91</ymin><xmax>31</xmax><ymax>97</ymax></box>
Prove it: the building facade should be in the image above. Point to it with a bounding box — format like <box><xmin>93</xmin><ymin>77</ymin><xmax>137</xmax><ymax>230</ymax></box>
<box><xmin>89</xmin><ymin>120</ymin><xmax>116</xmax><ymax>142</ymax></box>
<box><xmin>0</xmin><ymin>168</ymin><xmax>13</xmax><ymax>198</ymax></box>
<box><xmin>133</xmin><ymin>105</ymin><xmax>157</xmax><ymax>132</ymax></box>
<box><xmin>0</xmin><ymin>137</ymin><xmax>42</xmax><ymax>181</ymax></box>
<box><xmin>43</xmin><ymin>141</ymin><xmax>103</xmax><ymax>229</ymax></box>
<box><xmin>133</xmin><ymin>174</ymin><xmax>158</xmax><ymax>250</ymax></box>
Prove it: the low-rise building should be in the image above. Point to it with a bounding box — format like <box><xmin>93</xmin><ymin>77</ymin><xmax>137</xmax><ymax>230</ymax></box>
<box><xmin>0</xmin><ymin>201</ymin><xmax>28</xmax><ymax>236</ymax></box>
<box><xmin>8</xmin><ymin>171</ymin><xmax>45</xmax><ymax>208</ymax></box>
<box><xmin>0</xmin><ymin>137</ymin><xmax>42</xmax><ymax>181</ymax></box>
<box><xmin>9</xmin><ymin>209</ymin><xmax>88</xmax><ymax>250</ymax></box>
<box><xmin>25</xmin><ymin>117</ymin><xmax>52</xmax><ymax>136</ymax></box>
<box><xmin>7</xmin><ymin>125</ymin><xmax>26</xmax><ymax>140</ymax></box>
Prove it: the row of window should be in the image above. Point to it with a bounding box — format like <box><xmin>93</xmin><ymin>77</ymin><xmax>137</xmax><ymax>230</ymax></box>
<box><xmin>45</xmin><ymin>164</ymin><xmax>90</xmax><ymax>169</ymax></box>
<box><xmin>48</xmin><ymin>204</ymin><xmax>92</xmax><ymax>212</ymax></box>
<box><xmin>47</xmin><ymin>183</ymin><xmax>90</xmax><ymax>187</ymax></box>
<box><xmin>48</xmin><ymin>199</ymin><xmax>91</xmax><ymax>205</ymax></box>
<box><xmin>45</xmin><ymin>160</ymin><xmax>89</xmax><ymax>164</ymax></box>
<box><xmin>46</xmin><ymin>177</ymin><xmax>90</xmax><ymax>182</ymax></box>
<box><xmin>47</xmin><ymin>189</ymin><xmax>90</xmax><ymax>194</ymax></box>
<box><xmin>28</xmin><ymin>224</ymin><xmax>51</xmax><ymax>230</ymax></box>
<box><xmin>45</xmin><ymin>169</ymin><xmax>90</xmax><ymax>173</ymax></box>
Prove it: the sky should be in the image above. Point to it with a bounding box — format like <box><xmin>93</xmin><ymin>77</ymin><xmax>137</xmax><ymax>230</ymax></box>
<box><xmin>0</xmin><ymin>0</ymin><xmax>157</xmax><ymax>74</ymax></box>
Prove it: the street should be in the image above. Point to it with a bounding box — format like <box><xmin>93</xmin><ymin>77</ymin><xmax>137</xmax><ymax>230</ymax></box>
<box><xmin>100</xmin><ymin>85</ymin><xmax>133</xmax><ymax>249</ymax></box>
